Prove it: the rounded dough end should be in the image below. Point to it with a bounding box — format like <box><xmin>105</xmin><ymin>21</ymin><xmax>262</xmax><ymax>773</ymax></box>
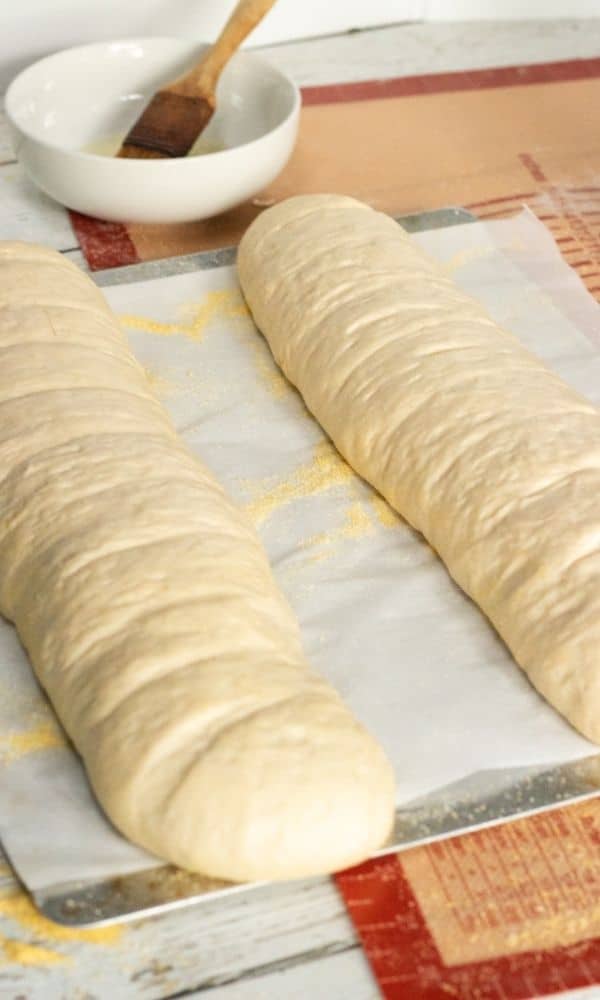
<box><xmin>109</xmin><ymin>692</ymin><xmax>396</xmax><ymax>882</ymax></box>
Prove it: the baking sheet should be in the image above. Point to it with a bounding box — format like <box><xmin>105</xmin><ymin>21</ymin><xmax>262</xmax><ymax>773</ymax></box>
<box><xmin>1</xmin><ymin>209</ymin><xmax>599</xmax><ymax>918</ymax></box>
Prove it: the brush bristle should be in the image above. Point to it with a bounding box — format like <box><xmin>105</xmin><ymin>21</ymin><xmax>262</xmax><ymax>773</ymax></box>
<box><xmin>118</xmin><ymin>91</ymin><xmax>215</xmax><ymax>159</ymax></box>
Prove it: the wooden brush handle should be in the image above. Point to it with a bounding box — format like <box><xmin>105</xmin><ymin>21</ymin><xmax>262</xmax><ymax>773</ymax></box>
<box><xmin>171</xmin><ymin>0</ymin><xmax>278</xmax><ymax>98</ymax></box>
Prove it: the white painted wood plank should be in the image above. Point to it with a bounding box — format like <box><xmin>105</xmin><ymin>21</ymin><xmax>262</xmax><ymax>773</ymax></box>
<box><xmin>0</xmin><ymin>0</ymin><xmax>421</xmax><ymax>91</ymax></box>
<box><xmin>258</xmin><ymin>18</ymin><xmax>600</xmax><ymax>87</ymax></box>
<box><xmin>0</xmin><ymin>844</ymin><xmax>359</xmax><ymax>999</ymax></box>
<box><xmin>425</xmin><ymin>1</ymin><xmax>600</xmax><ymax>19</ymax></box>
<box><xmin>0</xmin><ymin>852</ymin><xmax>364</xmax><ymax>999</ymax></box>
<box><xmin>0</xmin><ymin>108</ymin><xmax>14</xmax><ymax>165</ymax></box>
<box><xmin>188</xmin><ymin>947</ymin><xmax>379</xmax><ymax>1000</ymax></box>
<box><xmin>3</xmin><ymin>0</ymin><xmax>597</xmax><ymax>91</ymax></box>
<box><xmin>0</xmin><ymin>161</ymin><xmax>76</xmax><ymax>249</ymax></box>
<box><xmin>2</xmin><ymin>0</ymin><xmax>596</xmax><ymax>89</ymax></box>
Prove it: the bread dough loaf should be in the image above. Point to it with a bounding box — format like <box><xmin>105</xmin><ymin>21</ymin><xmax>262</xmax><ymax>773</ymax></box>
<box><xmin>238</xmin><ymin>194</ymin><xmax>600</xmax><ymax>745</ymax></box>
<box><xmin>0</xmin><ymin>241</ymin><xmax>395</xmax><ymax>881</ymax></box>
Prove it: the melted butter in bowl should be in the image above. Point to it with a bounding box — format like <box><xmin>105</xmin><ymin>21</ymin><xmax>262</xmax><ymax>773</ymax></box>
<box><xmin>5</xmin><ymin>38</ymin><xmax>300</xmax><ymax>222</ymax></box>
<box><xmin>83</xmin><ymin>133</ymin><xmax>227</xmax><ymax>157</ymax></box>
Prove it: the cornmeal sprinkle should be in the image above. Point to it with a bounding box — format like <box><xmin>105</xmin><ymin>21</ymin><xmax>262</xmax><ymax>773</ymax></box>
<box><xmin>0</xmin><ymin>721</ymin><xmax>65</xmax><ymax>763</ymax></box>
<box><xmin>0</xmin><ymin>889</ymin><xmax>123</xmax><ymax>966</ymax></box>
<box><xmin>245</xmin><ymin>440</ymin><xmax>354</xmax><ymax>524</ymax></box>
<box><xmin>119</xmin><ymin>288</ymin><xmax>248</xmax><ymax>341</ymax></box>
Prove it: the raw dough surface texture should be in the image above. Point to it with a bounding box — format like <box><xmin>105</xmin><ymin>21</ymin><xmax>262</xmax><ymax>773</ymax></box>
<box><xmin>238</xmin><ymin>194</ymin><xmax>600</xmax><ymax>744</ymax></box>
<box><xmin>0</xmin><ymin>241</ymin><xmax>395</xmax><ymax>881</ymax></box>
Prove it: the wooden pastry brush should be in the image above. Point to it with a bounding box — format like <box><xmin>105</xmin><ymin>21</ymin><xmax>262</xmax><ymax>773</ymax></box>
<box><xmin>118</xmin><ymin>0</ymin><xmax>277</xmax><ymax>159</ymax></box>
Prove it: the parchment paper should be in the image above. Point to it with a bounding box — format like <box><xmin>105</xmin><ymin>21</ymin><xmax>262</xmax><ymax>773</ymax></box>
<box><xmin>1</xmin><ymin>210</ymin><xmax>598</xmax><ymax>892</ymax></box>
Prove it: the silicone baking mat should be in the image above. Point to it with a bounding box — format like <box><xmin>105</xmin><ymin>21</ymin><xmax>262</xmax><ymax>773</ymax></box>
<box><xmin>337</xmin><ymin>797</ymin><xmax>600</xmax><ymax>999</ymax></box>
<box><xmin>70</xmin><ymin>56</ymin><xmax>600</xmax><ymax>306</ymax></box>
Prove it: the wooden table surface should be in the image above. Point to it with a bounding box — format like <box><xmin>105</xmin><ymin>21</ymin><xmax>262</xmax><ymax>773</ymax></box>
<box><xmin>1</xmin><ymin>18</ymin><xmax>600</xmax><ymax>1000</ymax></box>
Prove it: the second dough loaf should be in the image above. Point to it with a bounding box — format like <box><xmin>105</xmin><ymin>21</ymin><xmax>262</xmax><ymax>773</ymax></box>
<box><xmin>238</xmin><ymin>194</ymin><xmax>600</xmax><ymax>744</ymax></box>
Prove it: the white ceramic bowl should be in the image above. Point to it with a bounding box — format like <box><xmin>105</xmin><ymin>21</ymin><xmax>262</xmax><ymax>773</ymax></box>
<box><xmin>5</xmin><ymin>38</ymin><xmax>300</xmax><ymax>223</ymax></box>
